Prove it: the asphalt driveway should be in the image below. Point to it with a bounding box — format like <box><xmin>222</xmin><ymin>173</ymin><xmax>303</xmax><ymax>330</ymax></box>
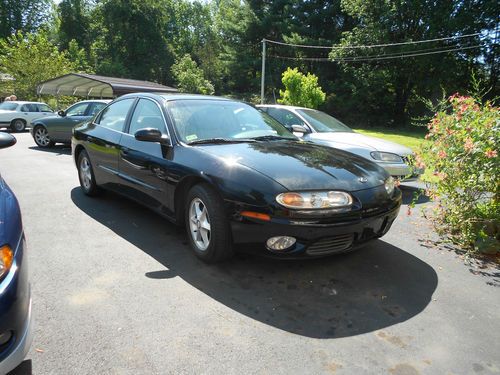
<box><xmin>1</xmin><ymin>132</ymin><xmax>499</xmax><ymax>374</ymax></box>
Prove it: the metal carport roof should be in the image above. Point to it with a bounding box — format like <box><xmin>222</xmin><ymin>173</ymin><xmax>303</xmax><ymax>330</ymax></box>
<box><xmin>37</xmin><ymin>73</ymin><xmax>178</xmax><ymax>98</ymax></box>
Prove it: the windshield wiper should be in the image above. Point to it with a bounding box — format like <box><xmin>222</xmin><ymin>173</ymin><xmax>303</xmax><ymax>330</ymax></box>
<box><xmin>188</xmin><ymin>138</ymin><xmax>256</xmax><ymax>145</ymax></box>
<box><xmin>251</xmin><ymin>135</ymin><xmax>294</xmax><ymax>141</ymax></box>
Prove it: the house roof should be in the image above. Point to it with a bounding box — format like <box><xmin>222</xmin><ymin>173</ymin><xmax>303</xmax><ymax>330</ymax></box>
<box><xmin>37</xmin><ymin>73</ymin><xmax>178</xmax><ymax>98</ymax></box>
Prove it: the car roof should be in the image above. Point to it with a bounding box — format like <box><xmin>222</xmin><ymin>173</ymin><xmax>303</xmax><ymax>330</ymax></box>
<box><xmin>4</xmin><ymin>101</ymin><xmax>49</xmax><ymax>105</ymax></box>
<box><xmin>118</xmin><ymin>92</ymin><xmax>232</xmax><ymax>102</ymax></box>
<box><xmin>257</xmin><ymin>104</ymin><xmax>312</xmax><ymax>111</ymax></box>
<box><xmin>74</xmin><ymin>99</ymin><xmax>111</xmax><ymax>104</ymax></box>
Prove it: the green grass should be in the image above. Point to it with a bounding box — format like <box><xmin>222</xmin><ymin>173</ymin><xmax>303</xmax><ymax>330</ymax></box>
<box><xmin>353</xmin><ymin>127</ymin><xmax>429</xmax><ymax>150</ymax></box>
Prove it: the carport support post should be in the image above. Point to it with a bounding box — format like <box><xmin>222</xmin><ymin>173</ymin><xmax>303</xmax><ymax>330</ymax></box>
<box><xmin>260</xmin><ymin>39</ymin><xmax>266</xmax><ymax>104</ymax></box>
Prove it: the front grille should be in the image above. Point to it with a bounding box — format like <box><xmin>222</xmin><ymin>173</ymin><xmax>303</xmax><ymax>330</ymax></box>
<box><xmin>306</xmin><ymin>234</ymin><xmax>354</xmax><ymax>256</ymax></box>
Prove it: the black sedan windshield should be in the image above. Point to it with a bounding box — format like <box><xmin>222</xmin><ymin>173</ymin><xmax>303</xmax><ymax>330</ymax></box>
<box><xmin>167</xmin><ymin>100</ymin><xmax>297</xmax><ymax>144</ymax></box>
<box><xmin>297</xmin><ymin>109</ymin><xmax>353</xmax><ymax>133</ymax></box>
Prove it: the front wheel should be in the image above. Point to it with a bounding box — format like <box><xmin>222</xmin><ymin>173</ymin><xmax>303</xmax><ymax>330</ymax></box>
<box><xmin>33</xmin><ymin>126</ymin><xmax>55</xmax><ymax>148</ymax></box>
<box><xmin>185</xmin><ymin>184</ymin><xmax>233</xmax><ymax>263</ymax></box>
<box><xmin>77</xmin><ymin>150</ymin><xmax>100</xmax><ymax>196</ymax></box>
<box><xmin>11</xmin><ymin>119</ymin><xmax>26</xmax><ymax>132</ymax></box>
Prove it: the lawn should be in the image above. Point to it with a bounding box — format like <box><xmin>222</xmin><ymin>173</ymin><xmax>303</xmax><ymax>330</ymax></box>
<box><xmin>353</xmin><ymin>126</ymin><xmax>429</xmax><ymax>150</ymax></box>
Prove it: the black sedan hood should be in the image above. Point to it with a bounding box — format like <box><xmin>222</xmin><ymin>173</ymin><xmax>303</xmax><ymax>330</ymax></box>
<box><xmin>196</xmin><ymin>140</ymin><xmax>388</xmax><ymax>191</ymax></box>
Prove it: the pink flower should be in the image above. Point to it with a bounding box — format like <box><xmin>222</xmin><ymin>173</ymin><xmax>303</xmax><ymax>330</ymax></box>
<box><xmin>437</xmin><ymin>150</ymin><xmax>447</xmax><ymax>158</ymax></box>
<box><xmin>485</xmin><ymin>150</ymin><xmax>497</xmax><ymax>158</ymax></box>
<box><xmin>464</xmin><ymin>138</ymin><xmax>474</xmax><ymax>152</ymax></box>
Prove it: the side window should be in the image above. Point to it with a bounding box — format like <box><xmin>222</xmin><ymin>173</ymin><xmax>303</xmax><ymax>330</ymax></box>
<box><xmin>88</xmin><ymin>102</ymin><xmax>106</xmax><ymax>116</ymax></box>
<box><xmin>267</xmin><ymin>108</ymin><xmax>304</xmax><ymax>127</ymax></box>
<box><xmin>37</xmin><ymin>104</ymin><xmax>53</xmax><ymax>112</ymax></box>
<box><xmin>66</xmin><ymin>103</ymin><xmax>89</xmax><ymax>117</ymax></box>
<box><xmin>21</xmin><ymin>104</ymin><xmax>38</xmax><ymax>112</ymax></box>
<box><xmin>96</xmin><ymin>99</ymin><xmax>135</xmax><ymax>132</ymax></box>
<box><xmin>128</xmin><ymin>99</ymin><xmax>165</xmax><ymax>135</ymax></box>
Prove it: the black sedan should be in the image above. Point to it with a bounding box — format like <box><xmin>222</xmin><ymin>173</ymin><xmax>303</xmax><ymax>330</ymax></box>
<box><xmin>72</xmin><ymin>94</ymin><xmax>401</xmax><ymax>262</ymax></box>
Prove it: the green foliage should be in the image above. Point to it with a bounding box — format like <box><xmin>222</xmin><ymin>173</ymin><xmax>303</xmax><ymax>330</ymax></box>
<box><xmin>0</xmin><ymin>0</ymin><xmax>51</xmax><ymax>39</ymax></box>
<box><xmin>415</xmin><ymin>95</ymin><xmax>500</xmax><ymax>255</ymax></box>
<box><xmin>329</xmin><ymin>0</ymin><xmax>499</xmax><ymax>127</ymax></box>
<box><xmin>278</xmin><ymin>68</ymin><xmax>326</xmax><ymax>109</ymax></box>
<box><xmin>171</xmin><ymin>54</ymin><xmax>214</xmax><ymax>95</ymax></box>
<box><xmin>0</xmin><ymin>31</ymin><xmax>76</xmax><ymax>100</ymax></box>
<box><xmin>57</xmin><ymin>0</ymin><xmax>91</xmax><ymax>50</ymax></box>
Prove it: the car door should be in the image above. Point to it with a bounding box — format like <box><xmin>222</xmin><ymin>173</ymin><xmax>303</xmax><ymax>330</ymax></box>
<box><xmin>85</xmin><ymin>98</ymin><xmax>136</xmax><ymax>191</ymax></box>
<box><xmin>51</xmin><ymin>102</ymin><xmax>90</xmax><ymax>140</ymax></box>
<box><xmin>118</xmin><ymin>98</ymin><xmax>173</xmax><ymax>215</ymax></box>
<box><xmin>35</xmin><ymin>104</ymin><xmax>54</xmax><ymax>122</ymax></box>
<box><xmin>20</xmin><ymin>104</ymin><xmax>40</xmax><ymax>124</ymax></box>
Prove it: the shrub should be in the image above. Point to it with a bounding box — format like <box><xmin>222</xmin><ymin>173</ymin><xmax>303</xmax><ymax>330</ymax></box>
<box><xmin>171</xmin><ymin>54</ymin><xmax>214</xmax><ymax>95</ymax></box>
<box><xmin>278</xmin><ymin>67</ymin><xmax>326</xmax><ymax>109</ymax></box>
<box><xmin>415</xmin><ymin>95</ymin><xmax>499</xmax><ymax>255</ymax></box>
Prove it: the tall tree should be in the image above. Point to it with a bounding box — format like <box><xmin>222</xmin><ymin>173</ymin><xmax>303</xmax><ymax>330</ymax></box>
<box><xmin>89</xmin><ymin>0</ymin><xmax>175</xmax><ymax>84</ymax></box>
<box><xmin>330</xmin><ymin>0</ymin><xmax>498</xmax><ymax>127</ymax></box>
<box><xmin>58</xmin><ymin>0</ymin><xmax>91</xmax><ymax>50</ymax></box>
<box><xmin>0</xmin><ymin>0</ymin><xmax>52</xmax><ymax>39</ymax></box>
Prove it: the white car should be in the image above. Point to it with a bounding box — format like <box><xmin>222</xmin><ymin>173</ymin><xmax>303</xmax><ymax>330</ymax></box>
<box><xmin>0</xmin><ymin>101</ymin><xmax>55</xmax><ymax>132</ymax></box>
<box><xmin>258</xmin><ymin>104</ymin><xmax>422</xmax><ymax>180</ymax></box>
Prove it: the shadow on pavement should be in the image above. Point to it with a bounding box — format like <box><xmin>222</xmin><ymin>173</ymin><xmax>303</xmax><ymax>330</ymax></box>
<box><xmin>400</xmin><ymin>185</ymin><xmax>429</xmax><ymax>205</ymax></box>
<box><xmin>8</xmin><ymin>360</ymin><xmax>32</xmax><ymax>375</ymax></box>
<box><xmin>28</xmin><ymin>145</ymin><xmax>71</xmax><ymax>155</ymax></box>
<box><xmin>71</xmin><ymin>187</ymin><xmax>438</xmax><ymax>339</ymax></box>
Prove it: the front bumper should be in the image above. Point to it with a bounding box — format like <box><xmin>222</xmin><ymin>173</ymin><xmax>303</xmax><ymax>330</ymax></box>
<box><xmin>377</xmin><ymin>162</ymin><xmax>422</xmax><ymax>181</ymax></box>
<box><xmin>0</xmin><ymin>235</ymin><xmax>33</xmax><ymax>375</ymax></box>
<box><xmin>230</xmin><ymin>192</ymin><xmax>401</xmax><ymax>258</ymax></box>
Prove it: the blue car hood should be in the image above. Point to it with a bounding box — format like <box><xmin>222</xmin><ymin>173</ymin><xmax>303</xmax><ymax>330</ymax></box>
<box><xmin>0</xmin><ymin>175</ymin><xmax>22</xmax><ymax>249</ymax></box>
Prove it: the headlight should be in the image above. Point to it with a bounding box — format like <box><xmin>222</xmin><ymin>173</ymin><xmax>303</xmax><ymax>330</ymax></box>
<box><xmin>385</xmin><ymin>176</ymin><xmax>395</xmax><ymax>196</ymax></box>
<box><xmin>276</xmin><ymin>191</ymin><xmax>353</xmax><ymax>209</ymax></box>
<box><xmin>0</xmin><ymin>245</ymin><xmax>13</xmax><ymax>279</ymax></box>
<box><xmin>371</xmin><ymin>151</ymin><xmax>403</xmax><ymax>163</ymax></box>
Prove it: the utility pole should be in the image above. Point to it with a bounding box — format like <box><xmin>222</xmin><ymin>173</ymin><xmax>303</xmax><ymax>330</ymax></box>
<box><xmin>260</xmin><ymin>39</ymin><xmax>266</xmax><ymax>104</ymax></box>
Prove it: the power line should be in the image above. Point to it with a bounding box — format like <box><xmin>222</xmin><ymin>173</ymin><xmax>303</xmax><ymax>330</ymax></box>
<box><xmin>269</xmin><ymin>45</ymin><xmax>483</xmax><ymax>62</ymax></box>
<box><xmin>263</xmin><ymin>32</ymin><xmax>483</xmax><ymax>50</ymax></box>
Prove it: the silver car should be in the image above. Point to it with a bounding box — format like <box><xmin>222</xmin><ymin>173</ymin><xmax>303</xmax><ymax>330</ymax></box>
<box><xmin>258</xmin><ymin>104</ymin><xmax>422</xmax><ymax>180</ymax></box>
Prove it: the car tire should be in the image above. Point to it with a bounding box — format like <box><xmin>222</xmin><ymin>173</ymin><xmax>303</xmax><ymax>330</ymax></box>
<box><xmin>10</xmin><ymin>119</ymin><xmax>26</xmax><ymax>132</ymax></box>
<box><xmin>77</xmin><ymin>150</ymin><xmax>100</xmax><ymax>196</ymax></box>
<box><xmin>33</xmin><ymin>126</ymin><xmax>55</xmax><ymax>148</ymax></box>
<box><xmin>185</xmin><ymin>184</ymin><xmax>233</xmax><ymax>263</ymax></box>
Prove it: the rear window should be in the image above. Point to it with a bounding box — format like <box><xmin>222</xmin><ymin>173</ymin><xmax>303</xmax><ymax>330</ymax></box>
<box><xmin>0</xmin><ymin>102</ymin><xmax>18</xmax><ymax>111</ymax></box>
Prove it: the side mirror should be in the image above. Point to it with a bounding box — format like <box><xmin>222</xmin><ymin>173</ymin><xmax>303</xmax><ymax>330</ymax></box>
<box><xmin>58</xmin><ymin>110</ymin><xmax>66</xmax><ymax>117</ymax></box>
<box><xmin>134</xmin><ymin>128</ymin><xmax>170</xmax><ymax>145</ymax></box>
<box><xmin>291</xmin><ymin>124</ymin><xmax>308</xmax><ymax>137</ymax></box>
<box><xmin>0</xmin><ymin>133</ymin><xmax>16</xmax><ymax>149</ymax></box>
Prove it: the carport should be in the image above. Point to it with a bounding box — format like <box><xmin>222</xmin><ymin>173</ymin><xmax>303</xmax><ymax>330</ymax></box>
<box><xmin>37</xmin><ymin>73</ymin><xmax>178</xmax><ymax>98</ymax></box>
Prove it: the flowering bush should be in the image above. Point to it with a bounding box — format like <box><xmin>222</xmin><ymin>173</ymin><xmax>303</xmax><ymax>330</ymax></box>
<box><xmin>415</xmin><ymin>95</ymin><xmax>499</xmax><ymax>255</ymax></box>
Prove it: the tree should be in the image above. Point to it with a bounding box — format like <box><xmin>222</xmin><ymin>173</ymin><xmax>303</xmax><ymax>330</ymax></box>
<box><xmin>0</xmin><ymin>31</ymin><xmax>75</xmax><ymax>100</ymax></box>
<box><xmin>57</xmin><ymin>0</ymin><xmax>91</xmax><ymax>50</ymax></box>
<box><xmin>88</xmin><ymin>0</ymin><xmax>175</xmax><ymax>84</ymax></box>
<box><xmin>0</xmin><ymin>0</ymin><xmax>51</xmax><ymax>39</ymax></box>
<box><xmin>171</xmin><ymin>54</ymin><xmax>214</xmax><ymax>94</ymax></box>
<box><xmin>329</xmin><ymin>0</ymin><xmax>498</xmax><ymax>127</ymax></box>
<box><xmin>278</xmin><ymin>68</ymin><xmax>326</xmax><ymax>109</ymax></box>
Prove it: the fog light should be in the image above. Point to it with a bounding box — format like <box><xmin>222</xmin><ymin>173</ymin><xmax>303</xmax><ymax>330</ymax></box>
<box><xmin>266</xmin><ymin>236</ymin><xmax>296</xmax><ymax>251</ymax></box>
<box><xmin>0</xmin><ymin>331</ymin><xmax>12</xmax><ymax>346</ymax></box>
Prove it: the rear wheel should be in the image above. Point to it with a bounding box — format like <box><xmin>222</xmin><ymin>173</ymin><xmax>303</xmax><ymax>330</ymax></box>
<box><xmin>77</xmin><ymin>150</ymin><xmax>100</xmax><ymax>196</ymax></box>
<box><xmin>33</xmin><ymin>126</ymin><xmax>54</xmax><ymax>148</ymax></box>
<box><xmin>185</xmin><ymin>184</ymin><xmax>233</xmax><ymax>263</ymax></box>
<box><xmin>10</xmin><ymin>119</ymin><xmax>25</xmax><ymax>132</ymax></box>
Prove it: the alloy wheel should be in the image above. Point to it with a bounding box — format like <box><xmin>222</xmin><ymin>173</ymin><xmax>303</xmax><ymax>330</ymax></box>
<box><xmin>188</xmin><ymin>198</ymin><xmax>211</xmax><ymax>251</ymax></box>
<box><xmin>79</xmin><ymin>156</ymin><xmax>92</xmax><ymax>191</ymax></box>
<box><xmin>34</xmin><ymin>127</ymin><xmax>51</xmax><ymax>147</ymax></box>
